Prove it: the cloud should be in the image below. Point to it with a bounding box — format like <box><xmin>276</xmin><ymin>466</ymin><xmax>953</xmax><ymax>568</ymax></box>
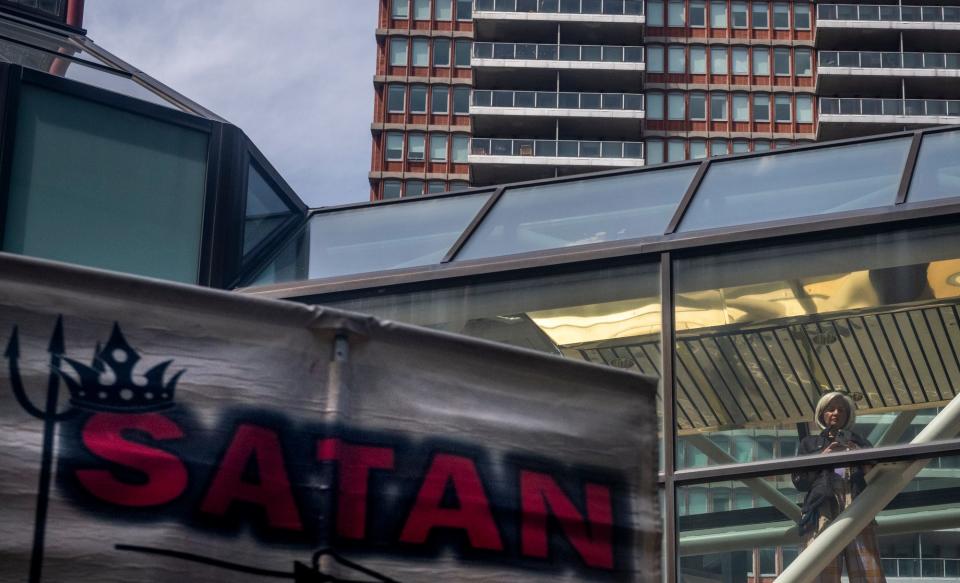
<box><xmin>83</xmin><ymin>0</ymin><xmax>378</xmax><ymax>207</ymax></box>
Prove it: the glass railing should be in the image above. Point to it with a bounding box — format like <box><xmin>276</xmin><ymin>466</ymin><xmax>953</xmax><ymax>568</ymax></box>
<box><xmin>882</xmin><ymin>557</ymin><xmax>960</xmax><ymax>578</ymax></box>
<box><xmin>819</xmin><ymin>51</ymin><xmax>960</xmax><ymax>70</ymax></box>
<box><xmin>817</xmin><ymin>3</ymin><xmax>960</xmax><ymax>23</ymax></box>
<box><xmin>474</xmin><ymin>0</ymin><xmax>643</xmax><ymax>16</ymax></box>
<box><xmin>472</xmin><ymin>90</ymin><xmax>644</xmax><ymax>111</ymax></box>
<box><xmin>473</xmin><ymin>42</ymin><xmax>644</xmax><ymax>63</ymax></box>
<box><xmin>819</xmin><ymin>97</ymin><xmax>960</xmax><ymax>117</ymax></box>
<box><xmin>470</xmin><ymin>138</ymin><xmax>644</xmax><ymax>159</ymax></box>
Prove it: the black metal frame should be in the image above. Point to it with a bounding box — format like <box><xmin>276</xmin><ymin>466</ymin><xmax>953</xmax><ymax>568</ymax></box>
<box><xmin>0</xmin><ymin>63</ymin><xmax>310</xmax><ymax>290</ymax></box>
<box><xmin>247</xmin><ymin>125</ymin><xmax>960</xmax><ymax>300</ymax></box>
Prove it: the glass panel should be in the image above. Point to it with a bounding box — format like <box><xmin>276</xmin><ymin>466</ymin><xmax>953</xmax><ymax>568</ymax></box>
<box><xmin>675</xmin><ymin>222</ymin><xmax>960</xmax><ymax>469</ymax></box>
<box><xmin>909</xmin><ymin>130</ymin><xmax>960</xmax><ymax>203</ymax></box>
<box><xmin>2</xmin><ymin>85</ymin><xmax>208</xmax><ymax>283</ymax></box>
<box><xmin>680</xmin><ymin>456</ymin><xmax>960</xmax><ymax>581</ymax></box>
<box><xmin>678</xmin><ymin>137</ymin><xmax>912</xmax><ymax>232</ymax></box>
<box><xmin>243</xmin><ymin>164</ymin><xmax>296</xmax><ymax>257</ymax></box>
<box><xmin>456</xmin><ymin>166</ymin><xmax>697</xmax><ymax>260</ymax></box>
<box><xmin>295</xmin><ymin>193</ymin><xmax>490</xmax><ymax>279</ymax></box>
<box><xmin>321</xmin><ymin>263</ymin><xmax>664</xmax><ymax>472</ymax></box>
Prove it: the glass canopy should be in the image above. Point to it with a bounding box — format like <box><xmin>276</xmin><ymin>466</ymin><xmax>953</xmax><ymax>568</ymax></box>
<box><xmin>248</xmin><ymin>127</ymin><xmax>960</xmax><ymax>289</ymax></box>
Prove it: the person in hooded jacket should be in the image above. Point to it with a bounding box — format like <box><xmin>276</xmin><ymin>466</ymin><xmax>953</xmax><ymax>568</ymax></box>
<box><xmin>791</xmin><ymin>391</ymin><xmax>886</xmax><ymax>583</ymax></box>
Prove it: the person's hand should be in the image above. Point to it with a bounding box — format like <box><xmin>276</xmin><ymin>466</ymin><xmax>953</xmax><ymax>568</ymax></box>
<box><xmin>822</xmin><ymin>442</ymin><xmax>846</xmax><ymax>454</ymax></box>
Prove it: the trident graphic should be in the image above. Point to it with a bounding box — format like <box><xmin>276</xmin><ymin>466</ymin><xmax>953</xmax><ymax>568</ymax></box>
<box><xmin>5</xmin><ymin>316</ymin><xmax>79</xmax><ymax>583</ymax></box>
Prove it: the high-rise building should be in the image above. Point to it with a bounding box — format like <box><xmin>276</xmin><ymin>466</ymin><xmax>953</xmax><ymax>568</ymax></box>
<box><xmin>369</xmin><ymin>0</ymin><xmax>960</xmax><ymax>200</ymax></box>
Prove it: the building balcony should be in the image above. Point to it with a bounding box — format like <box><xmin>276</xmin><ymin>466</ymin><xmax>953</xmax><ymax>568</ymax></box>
<box><xmin>468</xmin><ymin>137</ymin><xmax>644</xmax><ymax>184</ymax></box>
<box><xmin>818</xmin><ymin>97</ymin><xmax>960</xmax><ymax>139</ymax></box>
<box><xmin>473</xmin><ymin>0</ymin><xmax>643</xmax><ymax>24</ymax></box>
<box><xmin>471</xmin><ymin>90</ymin><xmax>644</xmax><ymax>118</ymax></box>
<box><xmin>818</xmin><ymin>3</ymin><xmax>960</xmax><ymax>26</ymax></box>
<box><xmin>819</xmin><ymin>51</ymin><xmax>960</xmax><ymax>76</ymax></box>
<box><xmin>471</xmin><ymin>42</ymin><xmax>644</xmax><ymax>71</ymax></box>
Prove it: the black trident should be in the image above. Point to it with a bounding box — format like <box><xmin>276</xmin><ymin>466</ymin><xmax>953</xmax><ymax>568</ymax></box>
<box><xmin>5</xmin><ymin>316</ymin><xmax>79</xmax><ymax>583</ymax></box>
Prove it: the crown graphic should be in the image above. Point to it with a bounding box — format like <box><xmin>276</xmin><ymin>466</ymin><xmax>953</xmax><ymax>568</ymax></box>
<box><xmin>59</xmin><ymin>323</ymin><xmax>183</xmax><ymax>413</ymax></box>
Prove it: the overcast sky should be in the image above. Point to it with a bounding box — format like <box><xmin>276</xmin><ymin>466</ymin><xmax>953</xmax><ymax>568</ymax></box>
<box><xmin>84</xmin><ymin>1</ymin><xmax>378</xmax><ymax>208</ymax></box>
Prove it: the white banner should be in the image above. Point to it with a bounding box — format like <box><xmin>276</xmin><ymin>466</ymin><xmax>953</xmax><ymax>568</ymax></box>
<box><xmin>0</xmin><ymin>253</ymin><xmax>659</xmax><ymax>583</ymax></box>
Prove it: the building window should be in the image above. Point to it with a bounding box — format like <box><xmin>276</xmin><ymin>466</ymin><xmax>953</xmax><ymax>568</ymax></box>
<box><xmin>413</xmin><ymin>0</ymin><xmax>430</xmax><ymax>20</ymax></box>
<box><xmin>754</xmin><ymin>140</ymin><xmax>771</xmax><ymax>152</ymax></box>
<box><xmin>753</xmin><ymin>47</ymin><xmax>769</xmax><ymax>75</ymax></box>
<box><xmin>732</xmin><ymin>139</ymin><xmax>749</xmax><ymax>153</ymax></box>
<box><xmin>690</xmin><ymin>0</ymin><xmax>706</xmax><ymax>26</ymax></box>
<box><xmin>648</xmin><ymin>92</ymin><xmax>664</xmax><ymax>119</ymax></box>
<box><xmin>711</xmin><ymin>0</ymin><xmax>727</xmax><ymax>27</ymax></box>
<box><xmin>433</xmin><ymin>38</ymin><xmax>451</xmax><ymax>66</ymax></box>
<box><xmin>452</xmin><ymin>134</ymin><xmax>469</xmax><ymax>162</ymax></box>
<box><xmin>690</xmin><ymin>92</ymin><xmax>707</xmax><ymax>120</ymax></box>
<box><xmin>711</xmin><ymin>46</ymin><xmax>728</xmax><ymax>74</ymax></box>
<box><xmin>668</xmin><ymin>0</ymin><xmax>685</xmax><ymax>25</ymax></box>
<box><xmin>383</xmin><ymin>180</ymin><xmax>402</xmax><ymax>199</ymax></box>
<box><xmin>794</xmin><ymin>3</ymin><xmax>810</xmax><ymax>29</ymax></box>
<box><xmin>732</xmin><ymin>93</ymin><xmax>749</xmax><ymax>121</ymax></box>
<box><xmin>411</xmin><ymin>38</ymin><xmax>430</xmax><ymax>66</ymax></box>
<box><xmin>392</xmin><ymin>0</ymin><xmax>410</xmax><ymax>18</ymax></box>
<box><xmin>387</xmin><ymin>85</ymin><xmax>405</xmax><ymax>113</ymax></box>
<box><xmin>796</xmin><ymin>94</ymin><xmax>813</xmax><ymax>122</ymax></box>
<box><xmin>690</xmin><ymin>46</ymin><xmax>707</xmax><ymax>73</ymax></box>
<box><xmin>410</xmin><ymin>85</ymin><xmax>427</xmax><ymax>112</ymax></box>
<box><xmin>455</xmin><ymin>40</ymin><xmax>471</xmax><ymax>67</ymax></box>
<box><xmin>430</xmin><ymin>134</ymin><xmax>448</xmax><ymax>161</ymax></box>
<box><xmin>732</xmin><ymin>47</ymin><xmax>749</xmax><ymax>74</ymax></box>
<box><xmin>408</xmin><ymin>133</ymin><xmax>426</xmax><ymax>160</ymax></box>
<box><xmin>773</xmin><ymin>2</ymin><xmax>789</xmax><ymax>28</ymax></box>
<box><xmin>753</xmin><ymin>93</ymin><xmax>770</xmax><ymax>121</ymax></box>
<box><xmin>711</xmin><ymin>92</ymin><xmax>727</xmax><ymax>120</ymax></box>
<box><xmin>431</xmin><ymin>86</ymin><xmax>449</xmax><ymax>113</ymax></box>
<box><xmin>450</xmin><ymin>180</ymin><xmax>469</xmax><ymax>191</ymax></box>
<box><xmin>774</xmin><ymin>48</ymin><xmax>790</xmax><ymax>75</ymax></box>
<box><xmin>795</xmin><ymin>49</ymin><xmax>812</xmax><ymax>76</ymax></box>
<box><xmin>406</xmin><ymin>179</ymin><xmax>425</xmax><ymax>196</ymax></box>
<box><xmin>427</xmin><ymin>181</ymin><xmax>446</xmax><ymax>194</ymax></box>
<box><xmin>667</xmin><ymin>139</ymin><xmax>685</xmax><ymax>162</ymax></box>
<box><xmin>648</xmin><ymin>0</ymin><xmax>664</xmax><ymax>25</ymax></box>
<box><xmin>647</xmin><ymin>45</ymin><xmax>664</xmax><ymax>72</ymax></box>
<box><xmin>668</xmin><ymin>45</ymin><xmax>686</xmax><ymax>73</ymax></box>
<box><xmin>456</xmin><ymin>0</ymin><xmax>471</xmax><ymax>19</ymax></box>
<box><xmin>646</xmin><ymin>139</ymin><xmax>664</xmax><ymax>164</ymax></box>
<box><xmin>452</xmin><ymin>86</ymin><xmax>470</xmax><ymax>114</ymax></box>
<box><xmin>711</xmin><ymin>139</ymin><xmax>728</xmax><ymax>155</ymax></box>
<box><xmin>775</xmin><ymin>94</ymin><xmax>791</xmax><ymax>121</ymax></box>
<box><xmin>732</xmin><ymin>1</ymin><xmax>748</xmax><ymax>27</ymax></box>
<box><xmin>668</xmin><ymin>92</ymin><xmax>685</xmax><ymax>120</ymax></box>
<box><xmin>389</xmin><ymin>38</ymin><xmax>408</xmax><ymax>66</ymax></box>
<box><xmin>752</xmin><ymin>2</ymin><xmax>768</xmax><ymax>27</ymax></box>
<box><xmin>435</xmin><ymin>0</ymin><xmax>452</xmax><ymax>20</ymax></box>
<box><xmin>386</xmin><ymin>132</ymin><xmax>404</xmax><ymax>160</ymax></box>
<box><xmin>690</xmin><ymin>140</ymin><xmax>707</xmax><ymax>159</ymax></box>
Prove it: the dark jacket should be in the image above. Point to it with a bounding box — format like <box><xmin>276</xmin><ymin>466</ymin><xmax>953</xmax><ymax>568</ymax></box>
<box><xmin>792</xmin><ymin>429</ymin><xmax>872</xmax><ymax>535</ymax></box>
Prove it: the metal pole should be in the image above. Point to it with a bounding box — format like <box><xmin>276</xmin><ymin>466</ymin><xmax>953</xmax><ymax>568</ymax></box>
<box><xmin>775</xmin><ymin>394</ymin><xmax>960</xmax><ymax>583</ymax></box>
<box><xmin>685</xmin><ymin>434</ymin><xmax>802</xmax><ymax>521</ymax></box>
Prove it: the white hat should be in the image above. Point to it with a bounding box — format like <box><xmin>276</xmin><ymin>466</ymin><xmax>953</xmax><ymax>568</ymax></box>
<box><xmin>814</xmin><ymin>391</ymin><xmax>856</xmax><ymax>430</ymax></box>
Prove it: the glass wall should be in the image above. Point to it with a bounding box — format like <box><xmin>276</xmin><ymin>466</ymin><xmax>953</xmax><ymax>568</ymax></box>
<box><xmin>1</xmin><ymin>84</ymin><xmax>209</xmax><ymax>283</ymax></box>
<box><xmin>674</xmin><ymin>223</ymin><xmax>960</xmax><ymax>469</ymax></box>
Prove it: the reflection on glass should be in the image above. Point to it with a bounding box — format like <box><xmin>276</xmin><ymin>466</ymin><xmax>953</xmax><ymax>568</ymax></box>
<box><xmin>248</xmin><ymin>226</ymin><xmax>309</xmax><ymax>287</ymax></box>
<box><xmin>456</xmin><ymin>166</ymin><xmax>696</xmax><ymax>261</ymax></box>
<box><xmin>0</xmin><ymin>37</ymin><xmax>176</xmax><ymax>109</ymax></box>
<box><xmin>680</xmin><ymin>454</ymin><xmax>960</xmax><ymax>581</ymax></box>
<box><xmin>299</xmin><ymin>193</ymin><xmax>491</xmax><ymax>281</ymax></box>
<box><xmin>909</xmin><ymin>130</ymin><xmax>960</xmax><ymax>204</ymax></box>
<box><xmin>323</xmin><ymin>263</ymin><xmax>665</xmax><ymax>466</ymax></box>
<box><xmin>674</xmin><ymin>224</ymin><xmax>960</xmax><ymax>468</ymax></box>
<box><xmin>243</xmin><ymin>164</ymin><xmax>297</xmax><ymax>257</ymax></box>
<box><xmin>678</xmin><ymin>137</ymin><xmax>912</xmax><ymax>232</ymax></box>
